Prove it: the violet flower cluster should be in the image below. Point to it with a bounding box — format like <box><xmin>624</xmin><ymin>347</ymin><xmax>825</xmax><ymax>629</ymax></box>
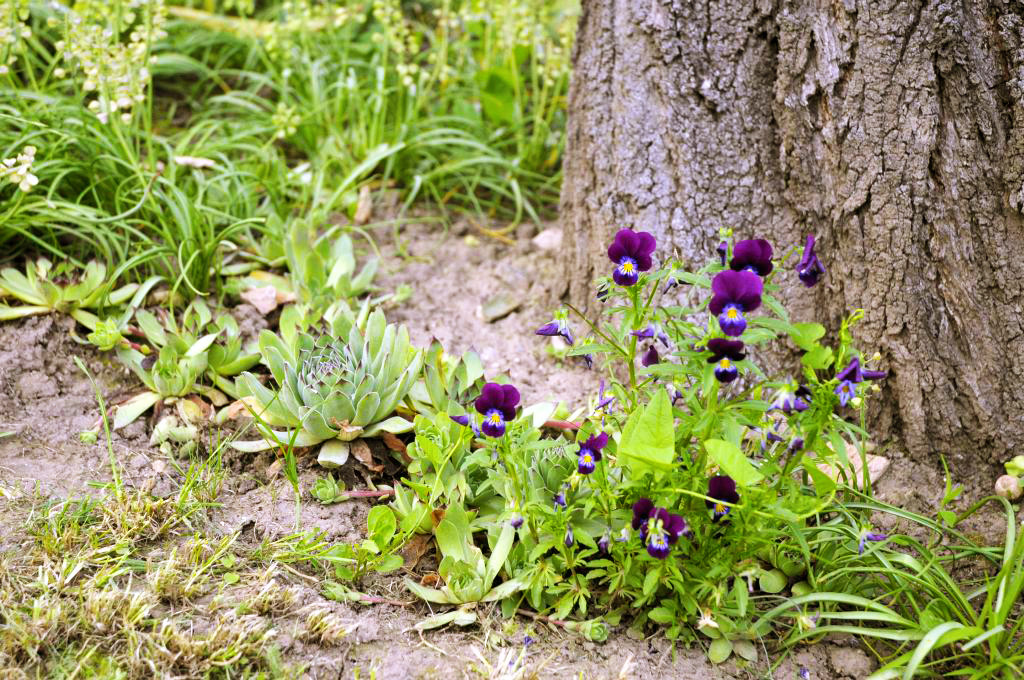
<box><xmin>576</xmin><ymin>432</ymin><xmax>608</xmax><ymax>474</ymax></box>
<box><xmin>632</xmin><ymin>498</ymin><xmax>690</xmax><ymax>559</ymax></box>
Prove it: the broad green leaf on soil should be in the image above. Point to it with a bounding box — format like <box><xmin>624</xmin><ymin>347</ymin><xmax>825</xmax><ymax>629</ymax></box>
<box><xmin>113</xmin><ymin>391</ymin><xmax>161</xmax><ymax>429</ymax></box>
<box><xmin>708</xmin><ymin>637</ymin><xmax>733</xmax><ymax>664</ymax></box>
<box><xmin>704</xmin><ymin>439</ymin><xmax>763</xmax><ymax>486</ymax></box>
<box><xmin>619</xmin><ymin>389</ymin><xmax>675</xmax><ymax>476</ymax></box>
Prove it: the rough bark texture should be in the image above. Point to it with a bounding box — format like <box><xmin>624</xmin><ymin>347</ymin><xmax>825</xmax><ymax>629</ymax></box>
<box><xmin>561</xmin><ymin>0</ymin><xmax>1024</xmax><ymax>470</ymax></box>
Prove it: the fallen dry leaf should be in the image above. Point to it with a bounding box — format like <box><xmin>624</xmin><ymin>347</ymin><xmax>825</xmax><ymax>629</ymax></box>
<box><xmin>401</xmin><ymin>533</ymin><xmax>432</xmax><ymax>569</ymax></box>
<box><xmin>380</xmin><ymin>431</ymin><xmax>407</xmax><ymax>455</ymax></box>
<box><xmin>220</xmin><ymin>396</ymin><xmax>262</xmax><ymax>420</ymax></box>
<box><xmin>354</xmin><ymin>185</ymin><xmax>373</xmax><ymax>225</ymax></box>
<box><xmin>240</xmin><ymin>286</ymin><xmax>279</xmax><ymax>315</ymax></box>
<box><xmin>267</xmin><ymin>458</ymin><xmax>283</xmax><ymax>478</ymax></box>
<box><xmin>351</xmin><ymin>439</ymin><xmax>383</xmax><ymax>473</ymax></box>
<box><xmin>419</xmin><ymin>572</ymin><xmax>440</xmax><ymax>588</ymax></box>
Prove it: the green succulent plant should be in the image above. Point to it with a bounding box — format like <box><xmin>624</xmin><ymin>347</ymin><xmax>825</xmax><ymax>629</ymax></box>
<box><xmin>0</xmin><ymin>258</ymin><xmax>160</xmax><ymax>330</ymax></box>
<box><xmin>233</xmin><ymin>307</ymin><xmax>423</xmax><ymax>462</ymax></box>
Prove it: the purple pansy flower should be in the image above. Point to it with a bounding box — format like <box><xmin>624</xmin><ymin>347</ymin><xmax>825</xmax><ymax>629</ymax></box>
<box><xmin>707</xmin><ymin>475</ymin><xmax>740</xmax><ymax>519</ymax></box>
<box><xmin>474</xmin><ymin>382</ymin><xmax>520</xmax><ymax>437</ymax></box>
<box><xmin>577</xmin><ymin>432</ymin><xmax>608</xmax><ymax>474</ymax></box>
<box><xmin>631</xmin><ymin>324</ymin><xmax>670</xmax><ymax>347</ymax></box>
<box><xmin>708</xmin><ymin>270</ymin><xmax>763</xmax><ymax>337</ymax></box>
<box><xmin>773</xmin><ymin>387</ymin><xmax>810</xmax><ymax>414</ymax></box>
<box><xmin>450</xmin><ymin>414</ymin><xmax>470</xmax><ymax>426</ymax></box>
<box><xmin>564</xmin><ymin>525</ymin><xmax>575</xmax><ymax>548</ymax></box>
<box><xmin>716</xmin><ymin>241</ymin><xmax>728</xmax><ymax>266</ymax></box>
<box><xmin>858</xmin><ymin>529</ymin><xmax>886</xmax><ymax>554</ymax></box>
<box><xmin>729</xmin><ymin>239</ymin><xmax>774</xmax><ymax>277</ymax></box>
<box><xmin>632</xmin><ymin>498</ymin><xmax>690</xmax><ymax>559</ymax></box>
<box><xmin>535</xmin><ymin>319</ymin><xmax>574</xmax><ymax>345</ymax></box>
<box><xmin>598</xmin><ymin>532</ymin><xmax>611</xmax><ymax>554</ymax></box>
<box><xmin>553</xmin><ymin>491</ymin><xmax>567</xmax><ymax>509</ymax></box>
<box><xmin>641</xmin><ymin>345</ymin><xmax>660</xmax><ymax>367</ymax></box>
<box><xmin>706</xmin><ymin>338</ymin><xmax>746</xmax><ymax>383</ymax></box>
<box><xmin>796</xmin><ymin>235</ymin><xmax>826</xmax><ymax>287</ymax></box>
<box><xmin>607</xmin><ymin>229</ymin><xmax>656</xmax><ymax>286</ymax></box>
<box><xmin>835</xmin><ymin>357</ymin><xmax>886</xmax><ymax>406</ymax></box>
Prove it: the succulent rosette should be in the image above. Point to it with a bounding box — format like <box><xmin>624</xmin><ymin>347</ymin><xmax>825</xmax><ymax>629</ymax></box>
<box><xmin>708</xmin><ymin>270</ymin><xmax>763</xmax><ymax>337</ymax></box>
<box><xmin>474</xmin><ymin>382</ymin><xmax>520</xmax><ymax>437</ymax></box>
<box><xmin>607</xmin><ymin>229</ymin><xmax>656</xmax><ymax>286</ymax></box>
<box><xmin>234</xmin><ymin>310</ymin><xmax>422</xmax><ymax>464</ymax></box>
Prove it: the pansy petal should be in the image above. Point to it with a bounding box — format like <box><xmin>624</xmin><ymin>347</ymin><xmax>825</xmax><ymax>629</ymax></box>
<box><xmin>632</xmin><ymin>498</ymin><xmax>654</xmax><ymax>529</ymax></box>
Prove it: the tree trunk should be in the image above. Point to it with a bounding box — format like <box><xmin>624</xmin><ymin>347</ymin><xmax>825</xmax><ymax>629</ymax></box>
<box><xmin>561</xmin><ymin>0</ymin><xmax>1024</xmax><ymax>471</ymax></box>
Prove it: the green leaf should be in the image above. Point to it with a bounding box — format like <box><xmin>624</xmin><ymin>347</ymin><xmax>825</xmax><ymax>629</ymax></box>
<box><xmin>619</xmin><ymin>389</ymin><xmax>675</xmax><ymax>476</ymax></box>
<box><xmin>113</xmin><ymin>391</ymin><xmax>161</xmax><ymax>429</ymax></box>
<box><xmin>804</xmin><ymin>461</ymin><xmax>837</xmax><ymax>497</ymax></box>
<box><xmin>484</xmin><ymin>523</ymin><xmax>515</xmax><ymax>585</ymax></box>
<box><xmin>414</xmin><ymin>607</ymin><xmax>477</xmax><ymax>631</ymax></box>
<box><xmin>317</xmin><ymin>439</ymin><xmax>350</xmax><ymax>468</ymax></box>
<box><xmin>733</xmin><ymin>577</ymin><xmax>749</xmax><ymax>617</ymax></box>
<box><xmin>374</xmin><ymin>554</ymin><xmax>404</xmax><ymax>574</ymax></box>
<box><xmin>790</xmin><ymin>322</ymin><xmax>826</xmax><ymax>351</ymax></box>
<box><xmin>367</xmin><ymin>505</ymin><xmax>397</xmax><ymax>549</ymax></box>
<box><xmin>404</xmin><ymin>578</ymin><xmax>452</xmax><ymax>605</ymax></box>
<box><xmin>733</xmin><ymin>639</ymin><xmax>757</xmax><ymax>662</ymax></box>
<box><xmin>435</xmin><ymin>519</ymin><xmax>468</xmax><ymax>563</ymax></box>
<box><xmin>758</xmin><ymin>569</ymin><xmax>787</xmax><ymax>594</ymax></box>
<box><xmin>802</xmin><ymin>345</ymin><xmax>835</xmax><ymax>370</ymax></box>
<box><xmin>704</xmin><ymin>439</ymin><xmax>763</xmax><ymax>486</ymax></box>
<box><xmin>708</xmin><ymin>637</ymin><xmax>733</xmax><ymax>664</ymax></box>
<box><xmin>648</xmin><ymin>607</ymin><xmax>675</xmax><ymax>624</ymax></box>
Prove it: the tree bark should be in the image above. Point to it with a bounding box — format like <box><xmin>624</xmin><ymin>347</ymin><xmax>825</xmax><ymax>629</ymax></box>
<box><xmin>561</xmin><ymin>0</ymin><xmax>1024</xmax><ymax>471</ymax></box>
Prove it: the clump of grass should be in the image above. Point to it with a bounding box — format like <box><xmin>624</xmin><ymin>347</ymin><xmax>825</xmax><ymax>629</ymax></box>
<box><xmin>301</xmin><ymin>606</ymin><xmax>351</xmax><ymax>645</ymax></box>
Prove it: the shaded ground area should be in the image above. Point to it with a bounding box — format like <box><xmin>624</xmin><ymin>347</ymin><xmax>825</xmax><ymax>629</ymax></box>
<box><xmin>1</xmin><ymin>222</ymin><xmax>972</xmax><ymax>679</ymax></box>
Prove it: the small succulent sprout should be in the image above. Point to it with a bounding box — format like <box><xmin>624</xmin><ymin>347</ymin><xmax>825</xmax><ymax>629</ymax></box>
<box><xmin>311</xmin><ymin>475</ymin><xmax>347</xmax><ymax>504</ymax></box>
<box><xmin>796</xmin><ymin>234</ymin><xmax>826</xmax><ymax>287</ymax></box>
<box><xmin>577</xmin><ymin>432</ymin><xmax>608</xmax><ymax>474</ymax></box>
<box><xmin>708</xmin><ymin>270</ymin><xmax>763</xmax><ymax>337</ymax></box>
<box><xmin>474</xmin><ymin>382</ymin><xmax>520</xmax><ymax>438</ymax></box>
<box><xmin>706</xmin><ymin>338</ymin><xmax>746</xmax><ymax>383</ymax></box>
<box><xmin>607</xmin><ymin>229</ymin><xmax>656</xmax><ymax>286</ymax></box>
<box><xmin>707</xmin><ymin>476</ymin><xmax>740</xmax><ymax>519</ymax></box>
<box><xmin>632</xmin><ymin>498</ymin><xmax>690</xmax><ymax>559</ymax></box>
<box><xmin>729</xmin><ymin>239</ymin><xmax>773</xmax><ymax>277</ymax></box>
<box><xmin>995</xmin><ymin>475</ymin><xmax>1022</xmax><ymax>500</ymax></box>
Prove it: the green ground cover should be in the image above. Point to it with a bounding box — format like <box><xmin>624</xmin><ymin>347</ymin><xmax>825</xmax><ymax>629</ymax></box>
<box><xmin>1</xmin><ymin>2</ymin><xmax>1024</xmax><ymax>679</ymax></box>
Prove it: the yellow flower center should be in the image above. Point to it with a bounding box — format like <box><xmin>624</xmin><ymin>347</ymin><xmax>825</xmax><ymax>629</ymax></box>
<box><xmin>582</xmin><ymin>454</ymin><xmax>593</xmax><ymax>464</ymax></box>
<box><xmin>715</xmin><ymin>502</ymin><xmax>727</xmax><ymax>514</ymax></box>
<box><xmin>719</xmin><ymin>358</ymin><xmax>731</xmax><ymax>369</ymax></box>
<box><xmin>620</xmin><ymin>261</ymin><xmax>635</xmax><ymax>274</ymax></box>
<box><xmin>488</xmin><ymin>412</ymin><xmax>502</xmax><ymax>424</ymax></box>
<box><xmin>726</xmin><ymin>308</ymin><xmax>739</xmax><ymax>319</ymax></box>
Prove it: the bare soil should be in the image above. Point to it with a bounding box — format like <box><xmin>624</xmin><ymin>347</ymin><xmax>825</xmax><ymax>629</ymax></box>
<box><xmin>9</xmin><ymin>221</ymin><xmax>1006</xmax><ymax>679</ymax></box>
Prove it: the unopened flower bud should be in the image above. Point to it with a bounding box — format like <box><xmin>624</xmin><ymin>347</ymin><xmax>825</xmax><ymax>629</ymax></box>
<box><xmin>995</xmin><ymin>475</ymin><xmax>1022</xmax><ymax>500</ymax></box>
